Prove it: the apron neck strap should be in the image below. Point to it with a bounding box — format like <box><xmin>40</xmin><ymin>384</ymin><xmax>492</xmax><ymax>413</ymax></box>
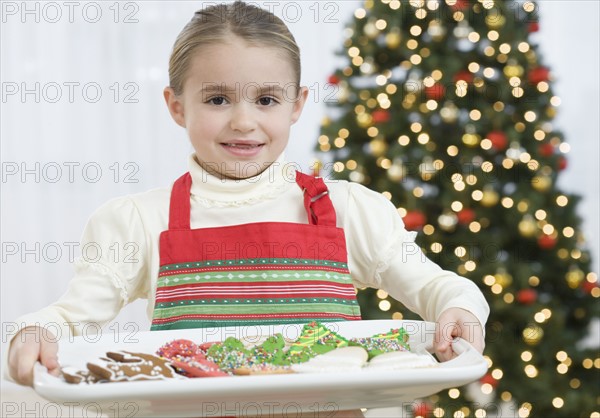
<box><xmin>169</xmin><ymin>172</ymin><xmax>192</xmax><ymax>230</ymax></box>
<box><xmin>295</xmin><ymin>171</ymin><xmax>337</xmax><ymax>226</ymax></box>
<box><xmin>168</xmin><ymin>171</ymin><xmax>337</xmax><ymax>230</ymax></box>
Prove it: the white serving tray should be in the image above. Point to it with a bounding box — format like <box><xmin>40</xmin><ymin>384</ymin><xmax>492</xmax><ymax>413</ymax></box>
<box><xmin>34</xmin><ymin>320</ymin><xmax>487</xmax><ymax>417</ymax></box>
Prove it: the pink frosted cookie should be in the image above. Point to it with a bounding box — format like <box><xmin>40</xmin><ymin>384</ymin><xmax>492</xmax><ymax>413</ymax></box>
<box><xmin>170</xmin><ymin>357</ymin><xmax>229</xmax><ymax>378</ymax></box>
<box><xmin>156</xmin><ymin>339</ymin><xmax>206</xmax><ymax>361</ymax></box>
<box><xmin>157</xmin><ymin>339</ymin><xmax>231</xmax><ymax>377</ymax></box>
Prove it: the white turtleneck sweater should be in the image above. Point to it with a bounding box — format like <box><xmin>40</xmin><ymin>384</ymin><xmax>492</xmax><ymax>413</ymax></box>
<box><xmin>4</xmin><ymin>154</ymin><xmax>489</xmax><ymax>380</ymax></box>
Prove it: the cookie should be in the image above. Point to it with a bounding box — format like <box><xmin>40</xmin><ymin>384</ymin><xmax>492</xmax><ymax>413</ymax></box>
<box><xmin>206</xmin><ymin>337</ymin><xmax>252</xmax><ymax>371</ymax></box>
<box><xmin>86</xmin><ymin>351</ymin><xmax>179</xmax><ymax>382</ymax></box>
<box><xmin>239</xmin><ymin>334</ymin><xmax>295</xmax><ymax>350</ymax></box>
<box><xmin>351</xmin><ymin>330</ymin><xmax>409</xmax><ymax>357</ymax></box>
<box><xmin>349</xmin><ymin>327</ymin><xmax>411</xmax><ymax>359</ymax></box>
<box><xmin>249</xmin><ymin>333</ymin><xmax>289</xmax><ymax>366</ymax></box>
<box><xmin>291</xmin><ymin>347</ymin><xmax>368</xmax><ymax>373</ymax></box>
<box><xmin>288</xmin><ymin>322</ymin><xmax>349</xmax><ymax>356</ymax></box>
<box><xmin>170</xmin><ymin>358</ymin><xmax>229</xmax><ymax>378</ymax></box>
<box><xmin>106</xmin><ymin>351</ymin><xmax>149</xmax><ymax>363</ymax></box>
<box><xmin>366</xmin><ymin>351</ymin><xmax>438</xmax><ymax>369</ymax></box>
<box><xmin>198</xmin><ymin>340</ymin><xmax>220</xmax><ymax>351</ymax></box>
<box><xmin>156</xmin><ymin>339</ymin><xmax>206</xmax><ymax>361</ymax></box>
<box><xmin>62</xmin><ymin>366</ymin><xmax>103</xmax><ymax>384</ymax></box>
<box><xmin>233</xmin><ymin>364</ymin><xmax>294</xmax><ymax>375</ymax></box>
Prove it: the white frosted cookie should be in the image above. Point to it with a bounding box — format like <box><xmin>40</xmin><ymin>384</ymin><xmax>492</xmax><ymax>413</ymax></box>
<box><xmin>367</xmin><ymin>351</ymin><xmax>438</xmax><ymax>369</ymax></box>
<box><xmin>292</xmin><ymin>347</ymin><xmax>368</xmax><ymax>373</ymax></box>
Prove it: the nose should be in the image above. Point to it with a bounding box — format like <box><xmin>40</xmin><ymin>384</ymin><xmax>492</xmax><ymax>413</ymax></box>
<box><xmin>229</xmin><ymin>103</ymin><xmax>257</xmax><ymax>132</ymax></box>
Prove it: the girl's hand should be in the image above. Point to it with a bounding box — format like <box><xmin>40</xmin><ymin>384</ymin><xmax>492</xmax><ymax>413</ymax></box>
<box><xmin>434</xmin><ymin>308</ymin><xmax>485</xmax><ymax>362</ymax></box>
<box><xmin>8</xmin><ymin>326</ymin><xmax>60</xmax><ymax>386</ymax></box>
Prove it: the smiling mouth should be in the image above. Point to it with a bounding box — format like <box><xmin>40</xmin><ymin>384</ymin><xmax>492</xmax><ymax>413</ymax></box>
<box><xmin>220</xmin><ymin>142</ymin><xmax>266</xmax><ymax>157</ymax></box>
<box><xmin>222</xmin><ymin>143</ymin><xmax>264</xmax><ymax>149</ymax></box>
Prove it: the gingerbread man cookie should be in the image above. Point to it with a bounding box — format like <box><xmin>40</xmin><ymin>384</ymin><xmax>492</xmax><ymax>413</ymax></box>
<box><xmin>61</xmin><ymin>367</ymin><xmax>104</xmax><ymax>384</ymax></box>
<box><xmin>86</xmin><ymin>351</ymin><xmax>179</xmax><ymax>382</ymax></box>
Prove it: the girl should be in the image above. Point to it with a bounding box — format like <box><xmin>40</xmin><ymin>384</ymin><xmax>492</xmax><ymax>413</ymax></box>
<box><xmin>7</xmin><ymin>0</ymin><xmax>489</xmax><ymax>411</ymax></box>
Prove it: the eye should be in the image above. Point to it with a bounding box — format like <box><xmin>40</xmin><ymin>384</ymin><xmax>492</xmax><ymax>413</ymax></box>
<box><xmin>207</xmin><ymin>96</ymin><xmax>227</xmax><ymax>105</ymax></box>
<box><xmin>258</xmin><ymin>96</ymin><xmax>278</xmax><ymax>106</ymax></box>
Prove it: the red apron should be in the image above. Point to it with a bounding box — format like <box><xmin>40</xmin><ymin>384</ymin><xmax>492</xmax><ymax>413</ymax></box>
<box><xmin>150</xmin><ymin>171</ymin><xmax>361</xmax><ymax>330</ymax></box>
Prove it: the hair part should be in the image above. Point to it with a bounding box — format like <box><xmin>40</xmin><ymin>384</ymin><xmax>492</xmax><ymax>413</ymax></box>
<box><xmin>168</xmin><ymin>1</ymin><xmax>301</xmax><ymax>96</ymax></box>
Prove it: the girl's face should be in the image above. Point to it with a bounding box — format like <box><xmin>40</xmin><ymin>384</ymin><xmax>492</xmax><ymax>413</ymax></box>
<box><xmin>164</xmin><ymin>36</ymin><xmax>308</xmax><ymax>180</ymax></box>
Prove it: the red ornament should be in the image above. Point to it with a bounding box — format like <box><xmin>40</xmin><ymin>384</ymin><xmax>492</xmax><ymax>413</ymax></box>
<box><xmin>403</xmin><ymin>211</ymin><xmax>427</xmax><ymax>230</ymax></box>
<box><xmin>528</xmin><ymin>67</ymin><xmax>550</xmax><ymax>84</ymax></box>
<box><xmin>457</xmin><ymin>208</ymin><xmax>476</xmax><ymax>225</ymax></box>
<box><xmin>372</xmin><ymin>109</ymin><xmax>391</xmax><ymax>124</ymax></box>
<box><xmin>517</xmin><ymin>288</ymin><xmax>538</xmax><ymax>305</ymax></box>
<box><xmin>539</xmin><ymin>143</ymin><xmax>555</xmax><ymax>157</ymax></box>
<box><xmin>424</xmin><ymin>83</ymin><xmax>446</xmax><ymax>101</ymax></box>
<box><xmin>582</xmin><ymin>281</ymin><xmax>598</xmax><ymax>294</ymax></box>
<box><xmin>412</xmin><ymin>401</ymin><xmax>433</xmax><ymax>417</ymax></box>
<box><xmin>451</xmin><ymin>0</ymin><xmax>470</xmax><ymax>10</ymax></box>
<box><xmin>480</xmin><ymin>373</ymin><xmax>499</xmax><ymax>388</ymax></box>
<box><xmin>538</xmin><ymin>234</ymin><xmax>557</xmax><ymax>250</ymax></box>
<box><xmin>528</xmin><ymin>22</ymin><xmax>540</xmax><ymax>33</ymax></box>
<box><xmin>557</xmin><ymin>156</ymin><xmax>568</xmax><ymax>171</ymax></box>
<box><xmin>328</xmin><ymin>74</ymin><xmax>340</xmax><ymax>85</ymax></box>
<box><xmin>454</xmin><ymin>70</ymin><xmax>474</xmax><ymax>83</ymax></box>
<box><xmin>486</xmin><ymin>131</ymin><xmax>508</xmax><ymax>151</ymax></box>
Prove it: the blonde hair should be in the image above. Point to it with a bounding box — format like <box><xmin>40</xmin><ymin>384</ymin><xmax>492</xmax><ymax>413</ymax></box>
<box><xmin>168</xmin><ymin>1</ymin><xmax>301</xmax><ymax>96</ymax></box>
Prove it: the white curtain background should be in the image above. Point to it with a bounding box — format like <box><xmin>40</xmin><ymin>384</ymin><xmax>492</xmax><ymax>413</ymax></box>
<box><xmin>1</xmin><ymin>0</ymin><xmax>598</xmax><ymax>376</ymax></box>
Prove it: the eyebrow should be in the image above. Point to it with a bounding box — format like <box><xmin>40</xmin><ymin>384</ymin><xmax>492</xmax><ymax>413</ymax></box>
<box><xmin>199</xmin><ymin>83</ymin><xmax>288</xmax><ymax>95</ymax></box>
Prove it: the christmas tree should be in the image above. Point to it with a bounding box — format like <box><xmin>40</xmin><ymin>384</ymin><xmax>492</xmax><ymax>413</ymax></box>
<box><xmin>316</xmin><ymin>1</ymin><xmax>599</xmax><ymax>417</ymax></box>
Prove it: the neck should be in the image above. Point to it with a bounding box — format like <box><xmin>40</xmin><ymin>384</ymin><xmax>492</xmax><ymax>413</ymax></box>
<box><xmin>187</xmin><ymin>153</ymin><xmax>295</xmax><ymax>207</ymax></box>
<box><xmin>193</xmin><ymin>155</ymin><xmax>273</xmax><ymax>181</ymax></box>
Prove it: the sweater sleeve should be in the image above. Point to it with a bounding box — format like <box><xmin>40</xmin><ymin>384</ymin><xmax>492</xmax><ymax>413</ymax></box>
<box><xmin>342</xmin><ymin>182</ymin><xmax>489</xmax><ymax>328</ymax></box>
<box><xmin>3</xmin><ymin>197</ymin><xmax>150</xmax><ymax>381</ymax></box>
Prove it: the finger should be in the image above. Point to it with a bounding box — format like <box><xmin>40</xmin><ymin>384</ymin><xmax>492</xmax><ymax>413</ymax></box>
<box><xmin>16</xmin><ymin>344</ymin><xmax>41</xmax><ymax>386</ymax></box>
<box><xmin>435</xmin><ymin>335</ymin><xmax>451</xmax><ymax>354</ymax></box>
<box><xmin>437</xmin><ymin>320</ymin><xmax>458</xmax><ymax>348</ymax></box>
<box><xmin>464</xmin><ymin>329</ymin><xmax>485</xmax><ymax>354</ymax></box>
<box><xmin>436</xmin><ymin>343</ymin><xmax>456</xmax><ymax>362</ymax></box>
<box><xmin>7</xmin><ymin>340</ymin><xmax>21</xmax><ymax>382</ymax></box>
<box><xmin>434</xmin><ymin>319</ymin><xmax>447</xmax><ymax>347</ymax></box>
<box><xmin>435</xmin><ymin>320</ymin><xmax>460</xmax><ymax>361</ymax></box>
<box><xmin>40</xmin><ymin>343</ymin><xmax>61</xmax><ymax>376</ymax></box>
<box><xmin>47</xmin><ymin>366</ymin><xmax>62</xmax><ymax>377</ymax></box>
<box><xmin>454</xmin><ymin>320</ymin><xmax>485</xmax><ymax>353</ymax></box>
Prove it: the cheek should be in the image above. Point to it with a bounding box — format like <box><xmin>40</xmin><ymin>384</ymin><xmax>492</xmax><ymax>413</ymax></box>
<box><xmin>188</xmin><ymin>112</ymin><xmax>222</xmax><ymax>134</ymax></box>
<box><xmin>277</xmin><ymin>118</ymin><xmax>294</xmax><ymax>134</ymax></box>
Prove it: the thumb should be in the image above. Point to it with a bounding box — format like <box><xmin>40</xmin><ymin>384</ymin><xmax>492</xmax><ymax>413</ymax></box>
<box><xmin>435</xmin><ymin>318</ymin><xmax>458</xmax><ymax>347</ymax></box>
<box><xmin>40</xmin><ymin>341</ymin><xmax>60</xmax><ymax>377</ymax></box>
<box><xmin>435</xmin><ymin>319</ymin><xmax>459</xmax><ymax>361</ymax></box>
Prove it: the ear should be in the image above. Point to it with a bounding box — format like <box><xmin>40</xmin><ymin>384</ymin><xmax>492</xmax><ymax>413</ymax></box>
<box><xmin>163</xmin><ymin>87</ymin><xmax>186</xmax><ymax>128</ymax></box>
<box><xmin>290</xmin><ymin>86</ymin><xmax>309</xmax><ymax>125</ymax></box>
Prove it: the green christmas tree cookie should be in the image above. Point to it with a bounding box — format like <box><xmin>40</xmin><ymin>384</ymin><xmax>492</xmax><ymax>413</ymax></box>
<box><xmin>349</xmin><ymin>328</ymin><xmax>411</xmax><ymax>359</ymax></box>
<box><xmin>288</xmin><ymin>322</ymin><xmax>350</xmax><ymax>356</ymax></box>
